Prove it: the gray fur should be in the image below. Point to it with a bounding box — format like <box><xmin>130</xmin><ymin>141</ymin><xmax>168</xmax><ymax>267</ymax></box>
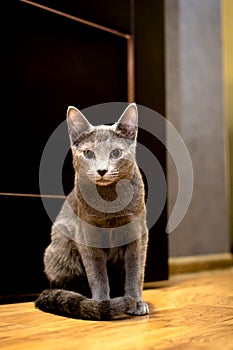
<box><xmin>35</xmin><ymin>103</ymin><xmax>149</xmax><ymax>320</ymax></box>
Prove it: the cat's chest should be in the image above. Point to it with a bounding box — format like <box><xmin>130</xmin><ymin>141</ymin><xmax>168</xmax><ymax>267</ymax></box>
<box><xmin>103</xmin><ymin>246</ymin><xmax>126</xmax><ymax>263</ymax></box>
<box><xmin>78</xmin><ymin>205</ymin><xmax>134</xmax><ymax>228</ymax></box>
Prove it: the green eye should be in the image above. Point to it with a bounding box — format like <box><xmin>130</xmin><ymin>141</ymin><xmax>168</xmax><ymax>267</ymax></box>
<box><xmin>110</xmin><ymin>148</ymin><xmax>122</xmax><ymax>159</ymax></box>
<box><xmin>83</xmin><ymin>150</ymin><xmax>95</xmax><ymax>159</ymax></box>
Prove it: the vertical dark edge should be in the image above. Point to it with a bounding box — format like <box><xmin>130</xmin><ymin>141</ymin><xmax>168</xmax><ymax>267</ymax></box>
<box><xmin>134</xmin><ymin>0</ymin><xmax>168</xmax><ymax>281</ymax></box>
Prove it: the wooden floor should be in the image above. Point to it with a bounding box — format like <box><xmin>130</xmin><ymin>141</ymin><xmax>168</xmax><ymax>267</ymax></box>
<box><xmin>1</xmin><ymin>268</ymin><xmax>233</xmax><ymax>350</ymax></box>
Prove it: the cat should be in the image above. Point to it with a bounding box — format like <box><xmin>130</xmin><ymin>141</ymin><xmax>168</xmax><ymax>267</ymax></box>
<box><xmin>35</xmin><ymin>103</ymin><xmax>149</xmax><ymax>320</ymax></box>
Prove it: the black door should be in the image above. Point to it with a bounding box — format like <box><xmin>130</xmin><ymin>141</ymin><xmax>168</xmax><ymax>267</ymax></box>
<box><xmin>0</xmin><ymin>0</ymin><xmax>167</xmax><ymax>303</ymax></box>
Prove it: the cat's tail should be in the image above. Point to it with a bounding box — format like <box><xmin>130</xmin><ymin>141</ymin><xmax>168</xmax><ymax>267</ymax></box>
<box><xmin>35</xmin><ymin>289</ymin><xmax>136</xmax><ymax>320</ymax></box>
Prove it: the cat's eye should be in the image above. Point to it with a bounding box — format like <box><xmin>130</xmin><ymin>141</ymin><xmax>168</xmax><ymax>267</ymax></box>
<box><xmin>83</xmin><ymin>150</ymin><xmax>95</xmax><ymax>159</ymax></box>
<box><xmin>110</xmin><ymin>148</ymin><xmax>122</xmax><ymax>159</ymax></box>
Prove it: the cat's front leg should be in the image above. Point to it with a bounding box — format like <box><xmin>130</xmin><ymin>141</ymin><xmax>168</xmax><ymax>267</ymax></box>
<box><xmin>78</xmin><ymin>245</ymin><xmax>110</xmax><ymax>300</ymax></box>
<box><xmin>124</xmin><ymin>234</ymin><xmax>149</xmax><ymax>316</ymax></box>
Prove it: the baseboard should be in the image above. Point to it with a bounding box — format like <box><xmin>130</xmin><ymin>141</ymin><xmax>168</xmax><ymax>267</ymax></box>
<box><xmin>169</xmin><ymin>253</ymin><xmax>233</xmax><ymax>275</ymax></box>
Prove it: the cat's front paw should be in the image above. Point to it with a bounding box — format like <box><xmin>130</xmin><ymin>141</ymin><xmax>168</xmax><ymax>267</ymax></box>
<box><xmin>126</xmin><ymin>301</ymin><xmax>149</xmax><ymax>316</ymax></box>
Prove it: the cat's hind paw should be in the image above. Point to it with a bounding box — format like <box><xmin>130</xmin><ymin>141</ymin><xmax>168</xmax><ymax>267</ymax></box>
<box><xmin>126</xmin><ymin>301</ymin><xmax>149</xmax><ymax>316</ymax></box>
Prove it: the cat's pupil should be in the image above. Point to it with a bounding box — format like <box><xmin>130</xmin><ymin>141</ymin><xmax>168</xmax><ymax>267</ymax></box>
<box><xmin>110</xmin><ymin>148</ymin><xmax>122</xmax><ymax>159</ymax></box>
<box><xmin>83</xmin><ymin>150</ymin><xmax>95</xmax><ymax>159</ymax></box>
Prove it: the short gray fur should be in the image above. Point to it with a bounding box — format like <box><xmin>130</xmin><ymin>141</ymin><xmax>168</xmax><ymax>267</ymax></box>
<box><xmin>35</xmin><ymin>104</ymin><xmax>149</xmax><ymax>320</ymax></box>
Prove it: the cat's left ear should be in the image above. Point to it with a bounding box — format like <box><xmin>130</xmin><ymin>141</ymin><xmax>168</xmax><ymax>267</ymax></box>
<box><xmin>115</xmin><ymin>103</ymin><xmax>138</xmax><ymax>140</ymax></box>
<box><xmin>66</xmin><ymin>106</ymin><xmax>92</xmax><ymax>145</ymax></box>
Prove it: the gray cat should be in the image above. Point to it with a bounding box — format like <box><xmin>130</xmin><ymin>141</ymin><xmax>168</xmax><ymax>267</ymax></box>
<box><xmin>35</xmin><ymin>103</ymin><xmax>149</xmax><ymax>320</ymax></box>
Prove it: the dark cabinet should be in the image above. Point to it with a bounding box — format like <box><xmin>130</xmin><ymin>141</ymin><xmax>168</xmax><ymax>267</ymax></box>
<box><xmin>0</xmin><ymin>0</ymin><xmax>168</xmax><ymax>302</ymax></box>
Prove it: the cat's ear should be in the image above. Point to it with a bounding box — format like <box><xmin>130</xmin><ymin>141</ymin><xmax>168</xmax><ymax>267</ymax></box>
<box><xmin>115</xmin><ymin>103</ymin><xmax>138</xmax><ymax>140</ymax></box>
<box><xmin>66</xmin><ymin>106</ymin><xmax>92</xmax><ymax>145</ymax></box>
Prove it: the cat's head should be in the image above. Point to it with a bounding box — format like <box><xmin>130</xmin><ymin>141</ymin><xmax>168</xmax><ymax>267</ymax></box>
<box><xmin>67</xmin><ymin>104</ymin><xmax>138</xmax><ymax>186</ymax></box>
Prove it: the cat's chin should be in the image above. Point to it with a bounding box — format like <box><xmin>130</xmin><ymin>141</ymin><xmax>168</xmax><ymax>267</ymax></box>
<box><xmin>95</xmin><ymin>178</ymin><xmax>114</xmax><ymax>186</ymax></box>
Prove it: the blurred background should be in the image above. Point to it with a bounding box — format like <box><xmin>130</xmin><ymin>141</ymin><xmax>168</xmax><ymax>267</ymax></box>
<box><xmin>0</xmin><ymin>0</ymin><xmax>232</xmax><ymax>301</ymax></box>
<box><xmin>166</xmin><ymin>0</ymin><xmax>232</xmax><ymax>259</ymax></box>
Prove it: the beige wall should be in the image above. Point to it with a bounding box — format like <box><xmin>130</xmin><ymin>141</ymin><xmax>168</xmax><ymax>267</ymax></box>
<box><xmin>222</xmin><ymin>0</ymin><xmax>233</xmax><ymax>251</ymax></box>
<box><xmin>165</xmin><ymin>0</ymin><xmax>229</xmax><ymax>256</ymax></box>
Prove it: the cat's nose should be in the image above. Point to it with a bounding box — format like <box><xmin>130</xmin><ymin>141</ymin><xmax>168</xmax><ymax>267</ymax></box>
<box><xmin>97</xmin><ymin>169</ymin><xmax>108</xmax><ymax>177</ymax></box>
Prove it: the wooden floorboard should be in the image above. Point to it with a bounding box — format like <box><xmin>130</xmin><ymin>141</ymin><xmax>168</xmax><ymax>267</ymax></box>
<box><xmin>1</xmin><ymin>268</ymin><xmax>233</xmax><ymax>350</ymax></box>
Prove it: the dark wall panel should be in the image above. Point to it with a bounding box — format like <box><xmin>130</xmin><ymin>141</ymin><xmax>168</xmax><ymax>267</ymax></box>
<box><xmin>0</xmin><ymin>196</ymin><xmax>64</xmax><ymax>299</ymax></box>
<box><xmin>135</xmin><ymin>1</ymin><xmax>168</xmax><ymax>282</ymax></box>
<box><xmin>26</xmin><ymin>0</ymin><xmax>131</xmax><ymax>33</ymax></box>
<box><xmin>1</xmin><ymin>2</ymin><xmax>127</xmax><ymax>195</ymax></box>
<box><xmin>0</xmin><ymin>0</ymin><xmax>168</xmax><ymax>302</ymax></box>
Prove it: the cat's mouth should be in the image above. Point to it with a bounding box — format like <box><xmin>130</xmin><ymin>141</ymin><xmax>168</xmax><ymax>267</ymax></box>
<box><xmin>96</xmin><ymin>178</ymin><xmax>113</xmax><ymax>186</ymax></box>
<box><xmin>87</xmin><ymin>172</ymin><xmax>118</xmax><ymax>186</ymax></box>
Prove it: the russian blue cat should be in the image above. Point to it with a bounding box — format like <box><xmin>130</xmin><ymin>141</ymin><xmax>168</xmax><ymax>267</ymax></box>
<box><xmin>35</xmin><ymin>103</ymin><xmax>149</xmax><ymax>320</ymax></box>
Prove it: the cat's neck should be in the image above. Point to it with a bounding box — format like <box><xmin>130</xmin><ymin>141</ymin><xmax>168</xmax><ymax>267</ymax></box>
<box><xmin>74</xmin><ymin>164</ymin><xmax>145</xmax><ymax>220</ymax></box>
<box><xmin>74</xmin><ymin>174</ymin><xmax>127</xmax><ymax>205</ymax></box>
<box><xmin>96</xmin><ymin>183</ymin><xmax>118</xmax><ymax>202</ymax></box>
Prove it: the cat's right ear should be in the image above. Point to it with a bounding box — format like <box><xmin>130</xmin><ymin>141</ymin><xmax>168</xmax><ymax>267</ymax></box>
<box><xmin>66</xmin><ymin>106</ymin><xmax>92</xmax><ymax>146</ymax></box>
